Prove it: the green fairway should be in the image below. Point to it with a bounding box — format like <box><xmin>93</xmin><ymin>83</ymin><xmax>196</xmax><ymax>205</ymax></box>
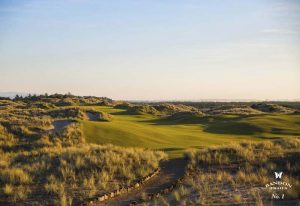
<box><xmin>80</xmin><ymin>106</ymin><xmax>300</xmax><ymax>157</ymax></box>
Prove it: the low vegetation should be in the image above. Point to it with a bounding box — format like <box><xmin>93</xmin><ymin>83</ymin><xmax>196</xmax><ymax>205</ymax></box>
<box><xmin>48</xmin><ymin>107</ymin><xmax>88</xmax><ymax>120</ymax></box>
<box><xmin>0</xmin><ymin>98</ymin><xmax>166</xmax><ymax>205</ymax></box>
<box><xmin>15</xmin><ymin>93</ymin><xmax>113</xmax><ymax>107</ymax></box>
<box><xmin>0</xmin><ymin>94</ymin><xmax>299</xmax><ymax>205</ymax></box>
<box><xmin>143</xmin><ymin>138</ymin><xmax>300</xmax><ymax>205</ymax></box>
<box><xmin>206</xmin><ymin>105</ymin><xmax>263</xmax><ymax>115</ymax></box>
<box><xmin>127</xmin><ymin>105</ymin><xmax>161</xmax><ymax>116</ymax></box>
<box><xmin>251</xmin><ymin>103</ymin><xmax>296</xmax><ymax>114</ymax></box>
<box><xmin>152</xmin><ymin>103</ymin><xmax>200</xmax><ymax>115</ymax></box>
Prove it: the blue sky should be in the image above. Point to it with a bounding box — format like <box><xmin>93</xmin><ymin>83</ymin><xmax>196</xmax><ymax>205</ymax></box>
<box><xmin>0</xmin><ymin>0</ymin><xmax>299</xmax><ymax>100</ymax></box>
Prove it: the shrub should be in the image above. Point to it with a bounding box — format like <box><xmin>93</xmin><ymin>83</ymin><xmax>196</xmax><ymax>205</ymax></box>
<box><xmin>0</xmin><ymin>168</ymin><xmax>31</xmax><ymax>185</ymax></box>
<box><xmin>3</xmin><ymin>184</ymin><xmax>13</xmax><ymax>195</ymax></box>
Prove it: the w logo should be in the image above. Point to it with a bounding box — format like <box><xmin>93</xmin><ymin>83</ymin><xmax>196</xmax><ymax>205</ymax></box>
<box><xmin>275</xmin><ymin>171</ymin><xmax>283</xmax><ymax>179</ymax></box>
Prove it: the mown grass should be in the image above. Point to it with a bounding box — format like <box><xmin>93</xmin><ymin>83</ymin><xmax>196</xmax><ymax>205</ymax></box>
<box><xmin>81</xmin><ymin>106</ymin><xmax>300</xmax><ymax>157</ymax></box>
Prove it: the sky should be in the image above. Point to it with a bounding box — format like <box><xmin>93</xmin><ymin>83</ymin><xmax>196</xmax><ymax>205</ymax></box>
<box><xmin>0</xmin><ymin>0</ymin><xmax>299</xmax><ymax>100</ymax></box>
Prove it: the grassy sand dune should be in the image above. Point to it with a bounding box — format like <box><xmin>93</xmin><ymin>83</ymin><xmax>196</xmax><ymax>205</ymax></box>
<box><xmin>0</xmin><ymin>101</ymin><xmax>166</xmax><ymax>205</ymax></box>
<box><xmin>141</xmin><ymin>138</ymin><xmax>300</xmax><ymax>205</ymax></box>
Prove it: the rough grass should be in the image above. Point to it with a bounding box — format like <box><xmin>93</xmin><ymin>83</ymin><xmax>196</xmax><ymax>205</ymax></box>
<box><xmin>0</xmin><ymin>101</ymin><xmax>166</xmax><ymax>205</ymax></box>
<box><xmin>48</xmin><ymin>107</ymin><xmax>88</xmax><ymax>120</ymax></box>
<box><xmin>144</xmin><ymin>138</ymin><xmax>300</xmax><ymax>205</ymax></box>
<box><xmin>127</xmin><ymin>105</ymin><xmax>161</xmax><ymax>115</ymax></box>
<box><xmin>0</xmin><ymin>129</ymin><xmax>165</xmax><ymax>205</ymax></box>
<box><xmin>206</xmin><ymin>105</ymin><xmax>263</xmax><ymax>115</ymax></box>
<box><xmin>251</xmin><ymin>103</ymin><xmax>296</xmax><ymax>113</ymax></box>
<box><xmin>153</xmin><ymin>103</ymin><xmax>200</xmax><ymax>115</ymax></box>
<box><xmin>1</xmin><ymin>97</ymin><xmax>300</xmax><ymax>205</ymax></box>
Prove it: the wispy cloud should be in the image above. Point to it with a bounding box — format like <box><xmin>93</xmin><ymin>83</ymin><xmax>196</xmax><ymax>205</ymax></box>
<box><xmin>271</xmin><ymin>1</ymin><xmax>300</xmax><ymax>11</ymax></box>
<box><xmin>261</xmin><ymin>28</ymin><xmax>299</xmax><ymax>35</ymax></box>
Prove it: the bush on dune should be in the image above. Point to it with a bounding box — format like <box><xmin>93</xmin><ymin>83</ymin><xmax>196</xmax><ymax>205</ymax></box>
<box><xmin>0</xmin><ymin>100</ymin><xmax>26</xmax><ymax>110</ymax></box>
<box><xmin>114</xmin><ymin>102</ymin><xmax>132</xmax><ymax>110</ymax></box>
<box><xmin>127</xmin><ymin>105</ymin><xmax>161</xmax><ymax>115</ymax></box>
<box><xmin>48</xmin><ymin>107</ymin><xmax>87</xmax><ymax>120</ymax></box>
<box><xmin>207</xmin><ymin>105</ymin><xmax>263</xmax><ymax>115</ymax></box>
<box><xmin>251</xmin><ymin>103</ymin><xmax>295</xmax><ymax>114</ymax></box>
<box><xmin>29</xmin><ymin>102</ymin><xmax>57</xmax><ymax>110</ymax></box>
<box><xmin>153</xmin><ymin>103</ymin><xmax>199</xmax><ymax>115</ymax></box>
<box><xmin>0</xmin><ymin>110</ymin><xmax>52</xmax><ymax>137</ymax></box>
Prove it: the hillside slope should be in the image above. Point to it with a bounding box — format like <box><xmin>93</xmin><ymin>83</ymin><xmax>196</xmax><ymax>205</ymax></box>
<box><xmin>81</xmin><ymin>106</ymin><xmax>300</xmax><ymax>157</ymax></box>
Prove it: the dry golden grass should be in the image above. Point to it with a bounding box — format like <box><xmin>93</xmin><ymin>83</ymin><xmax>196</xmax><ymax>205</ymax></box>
<box><xmin>0</xmin><ymin>100</ymin><xmax>166</xmax><ymax>205</ymax></box>
<box><xmin>146</xmin><ymin>138</ymin><xmax>300</xmax><ymax>205</ymax></box>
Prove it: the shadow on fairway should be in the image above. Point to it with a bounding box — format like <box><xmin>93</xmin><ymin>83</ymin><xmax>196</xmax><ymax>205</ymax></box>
<box><xmin>141</xmin><ymin>115</ymin><xmax>265</xmax><ymax>135</ymax></box>
<box><xmin>204</xmin><ymin>121</ymin><xmax>263</xmax><ymax>135</ymax></box>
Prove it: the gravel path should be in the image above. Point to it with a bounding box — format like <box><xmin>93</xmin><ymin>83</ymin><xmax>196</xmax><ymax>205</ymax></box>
<box><xmin>95</xmin><ymin>157</ymin><xmax>188</xmax><ymax>206</ymax></box>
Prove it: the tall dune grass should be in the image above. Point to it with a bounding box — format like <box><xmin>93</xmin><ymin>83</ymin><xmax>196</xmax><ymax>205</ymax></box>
<box><xmin>0</xmin><ymin>101</ymin><xmax>166</xmax><ymax>205</ymax></box>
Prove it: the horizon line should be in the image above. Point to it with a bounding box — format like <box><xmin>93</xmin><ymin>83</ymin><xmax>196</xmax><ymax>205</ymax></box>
<box><xmin>0</xmin><ymin>91</ymin><xmax>299</xmax><ymax>102</ymax></box>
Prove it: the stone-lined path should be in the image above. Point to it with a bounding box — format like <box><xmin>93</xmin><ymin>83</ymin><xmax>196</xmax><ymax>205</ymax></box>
<box><xmin>94</xmin><ymin>157</ymin><xmax>188</xmax><ymax>206</ymax></box>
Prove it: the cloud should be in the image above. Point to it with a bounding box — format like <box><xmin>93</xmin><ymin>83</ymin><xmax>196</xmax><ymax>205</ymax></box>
<box><xmin>271</xmin><ymin>1</ymin><xmax>300</xmax><ymax>11</ymax></box>
<box><xmin>261</xmin><ymin>29</ymin><xmax>299</xmax><ymax>35</ymax></box>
